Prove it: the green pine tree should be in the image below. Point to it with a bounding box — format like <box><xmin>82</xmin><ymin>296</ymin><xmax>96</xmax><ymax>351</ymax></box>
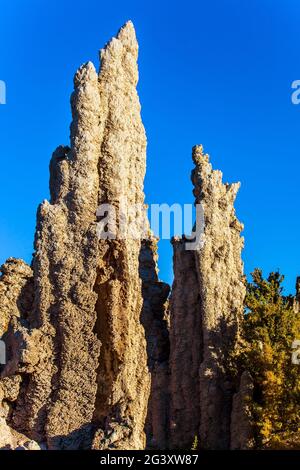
<box><xmin>240</xmin><ymin>269</ymin><xmax>300</xmax><ymax>448</ymax></box>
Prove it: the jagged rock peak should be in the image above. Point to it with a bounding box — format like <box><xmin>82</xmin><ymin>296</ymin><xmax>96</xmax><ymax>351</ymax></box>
<box><xmin>192</xmin><ymin>144</ymin><xmax>242</xmax><ymax>210</ymax></box>
<box><xmin>74</xmin><ymin>61</ymin><xmax>97</xmax><ymax>83</ymax></box>
<box><xmin>99</xmin><ymin>21</ymin><xmax>139</xmax><ymax>86</ymax></box>
<box><xmin>169</xmin><ymin>144</ymin><xmax>246</xmax><ymax>449</ymax></box>
<box><xmin>116</xmin><ymin>20</ymin><xmax>138</xmax><ymax>52</ymax></box>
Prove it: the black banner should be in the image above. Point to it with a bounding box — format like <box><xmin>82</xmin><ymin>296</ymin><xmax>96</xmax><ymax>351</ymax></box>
<box><xmin>0</xmin><ymin>450</ymin><xmax>299</xmax><ymax>467</ymax></box>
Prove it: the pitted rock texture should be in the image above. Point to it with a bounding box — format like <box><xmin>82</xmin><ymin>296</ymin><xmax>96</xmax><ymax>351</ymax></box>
<box><xmin>11</xmin><ymin>61</ymin><xmax>102</xmax><ymax>449</ymax></box>
<box><xmin>92</xmin><ymin>21</ymin><xmax>151</xmax><ymax>450</ymax></box>
<box><xmin>0</xmin><ymin>259</ymin><xmax>33</xmax><ymax>337</ymax></box>
<box><xmin>0</xmin><ymin>417</ymin><xmax>41</xmax><ymax>450</ymax></box>
<box><xmin>169</xmin><ymin>145</ymin><xmax>246</xmax><ymax>449</ymax></box>
<box><xmin>0</xmin><ymin>24</ymin><xmax>251</xmax><ymax>451</ymax></box>
<box><xmin>0</xmin><ymin>21</ymin><xmax>153</xmax><ymax>450</ymax></box>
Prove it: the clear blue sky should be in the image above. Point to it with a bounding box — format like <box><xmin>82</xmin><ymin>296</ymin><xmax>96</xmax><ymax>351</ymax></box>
<box><xmin>0</xmin><ymin>0</ymin><xmax>300</xmax><ymax>293</ymax></box>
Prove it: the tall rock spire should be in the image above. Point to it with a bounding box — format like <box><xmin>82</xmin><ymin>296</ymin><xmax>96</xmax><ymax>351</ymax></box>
<box><xmin>11</xmin><ymin>61</ymin><xmax>102</xmax><ymax>448</ymax></box>
<box><xmin>0</xmin><ymin>21</ymin><xmax>153</xmax><ymax>450</ymax></box>
<box><xmin>92</xmin><ymin>21</ymin><xmax>151</xmax><ymax>450</ymax></box>
<box><xmin>169</xmin><ymin>145</ymin><xmax>246</xmax><ymax>449</ymax></box>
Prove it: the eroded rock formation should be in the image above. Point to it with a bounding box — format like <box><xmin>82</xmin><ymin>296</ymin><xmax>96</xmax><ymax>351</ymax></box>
<box><xmin>169</xmin><ymin>145</ymin><xmax>246</xmax><ymax>449</ymax></box>
<box><xmin>0</xmin><ymin>417</ymin><xmax>41</xmax><ymax>450</ymax></box>
<box><xmin>0</xmin><ymin>259</ymin><xmax>33</xmax><ymax>338</ymax></box>
<box><xmin>92</xmin><ymin>21</ymin><xmax>150</xmax><ymax>450</ymax></box>
<box><xmin>12</xmin><ymin>61</ymin><xmax>102</xmax><ymax>450</ymax></box>
<box><xmin>0</xmin><ymin>21</ymin><xmax>156</xmax><ymax>450</ymax></box>
<box><xmin>0</xmin><ymin>23</ymin><xmax>253</xmax><ymax>451</ymax></box>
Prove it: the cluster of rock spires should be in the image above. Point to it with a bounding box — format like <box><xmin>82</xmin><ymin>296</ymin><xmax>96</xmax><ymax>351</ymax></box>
<box><xmin>0</xmin><ymin>21</ymin><xmax>252</xmax><ymax>450</ymax></box>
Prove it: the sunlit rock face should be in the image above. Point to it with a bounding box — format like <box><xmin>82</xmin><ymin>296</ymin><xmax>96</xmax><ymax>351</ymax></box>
<box><xmin>0</xmin><ymin>22</ymin><xmax>154</xmax><ymax>450</ymax></box>
<box><xmin>169</xmin><ymin>145</ymin><xmax>246</xmax><ymax>449</ymax></box>
<box><xmin>0</xmin><ymin>25</ymin><xmax>251</xmax><ymax>451</ymax></box>
<box><xmin>92</xmin><ymin>21</ymin><xmax>151</xmax><ymax>451</ymax></box>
